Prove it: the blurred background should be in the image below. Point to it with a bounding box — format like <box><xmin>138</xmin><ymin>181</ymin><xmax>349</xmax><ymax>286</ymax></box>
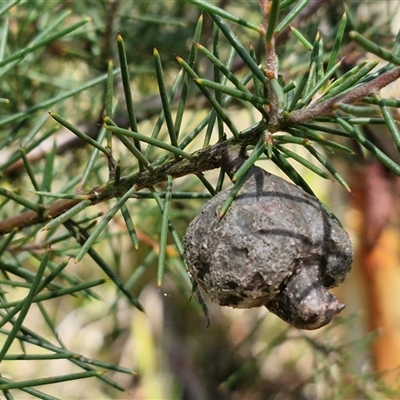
<box><xmin>1</xmin><ymin>1</ymin><xmax>400</xmax><ymax>399</ymax></box>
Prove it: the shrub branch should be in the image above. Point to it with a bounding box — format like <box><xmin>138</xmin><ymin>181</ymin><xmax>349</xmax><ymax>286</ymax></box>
<box><xmin>283</xmin><ymin>66</ymin><xmax>400</xmax><ymax>125</ymax></box>
<box><xmin>1</xmin><ymin>65</ymin><xmax>400</xmax><ymax>236</ymax></box>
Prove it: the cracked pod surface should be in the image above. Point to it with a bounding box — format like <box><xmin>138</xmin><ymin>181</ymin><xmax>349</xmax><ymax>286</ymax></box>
<box><xmin>184</xmin><ymin>167</ymin><xmax>353</xmax><ymax>330</ymax></box>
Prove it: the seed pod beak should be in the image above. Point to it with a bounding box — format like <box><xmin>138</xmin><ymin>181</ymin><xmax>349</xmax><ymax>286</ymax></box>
<box><xmin>266</xmin><ymin>267</ymin><xmax>346</xmax><ymax>330</ymax></box>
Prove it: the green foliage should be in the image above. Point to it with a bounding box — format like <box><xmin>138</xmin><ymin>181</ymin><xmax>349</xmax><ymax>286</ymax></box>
<box><xmin>0</xmin><ymin>0</ymin><xmax>400</xmax><ymax>398</ymax></box>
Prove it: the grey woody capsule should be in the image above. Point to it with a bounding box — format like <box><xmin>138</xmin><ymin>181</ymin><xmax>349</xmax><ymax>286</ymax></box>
<box><xmin>183</xmin><ymin>167</ymin><xmax>353</xmax><ymax>330</ymax></box>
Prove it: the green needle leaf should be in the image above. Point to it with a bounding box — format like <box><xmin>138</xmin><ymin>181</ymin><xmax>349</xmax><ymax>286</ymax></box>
<box><xmin>157</xmin><ymin>175</ymin><xmax>173</xmax><ymax>287</ymax></box>
<box><xmin>373</xmin><ymin>94</ymin><xmax>400</xmax><ymax>153</ymax></box>
<box><xmin>276</xmin><ymin>0</ymin><xmax>309</xmax><ymax>34</ymax></box>
<box><xmin>186</xmin><ymin>0</ymin><xmax>261</xmax><ymax>33</ymax></box>
<box><xmin>0</xmin><ymin>231</ymin><xmax>17</xmax><ymax>259</ymax></box>
<box><xmin>232</xmin><ymin>137</ymin><xmax>266</xmax><ymax>182</ymax></box>
<box><xmin>210</xmin><ymin>25</ymin><xmax>225</xmax><ymax>143</ymax></box>
<box><xmin>249</xmin><ymin>43</ymin><xmax>263</xmax><ymax>98</ymax></box>
<box><xmin>266</xmin><ymin>0</ymin><xmax>280</xmax><ymax>44</ymax></box>
<box><xmin>363</xmin><ymin>96</ymin><xmax>400</xmax><ymax>107</ymax></box>
<box><xmin>43</xmin><ymin>200</ymin><xmax>92</xmax><ymax>231</ymax></box>
<box><xmin>0</xmin><ymin>279</ymin><xmax>106</xmax><ymax>310</ymax></box>
<box><xmin>0</xmin><ymin>376</ymin><xmax>56</xmax><ymax>400</ymax></box>
<box><xmin>300</xmin><ymin>123</ymin><xmax>352</xmax><ymax>138</ymax></box>
<box><xmin>49</xmin><ymin>112</ymin><xmax>109</xmax><ymax>156</ymax></box>
<box><xmin>106</xmin><ymin>60</ymin><xmax>114</xmax><ymax>119</ymax></box>
<box><xmin>145</xmin><ymin>69</ymin><xmax>184</xmax><ymax>161</ymax></box>
<box><xmin>150</xmin><ymin>189</ymin><xmax>189</xmax><ymax>285</ymax></box>
<box><xmin>209</xmin><ymin>13</ymin><xmax>266</xmax><ymax>84</ymax></box>
<box><xmin>196</xmin><ymin>42</ymin><xmax>248</xmax><ymax>93</ymax></box>
<box><xmin>0</xmin><ymin>247</ymin><xmax>50</xmax><ymax>361</ymax></box>
<box><xmin>336</xmin><ymin>117</ymin><xmax>400</xmax><ymax>175</ymax></box>
<box><xmin>289</xmin><ymin>25</ymin><xmax>312</xmax><ymax>50</ymax></box>
<box><xmin>175</xmin><ymin>14</ymin><xmax>203</xmax><ymax>137</ymax></box>
<box><xmin>0</xmin><ymin>17</ymin><xmax>91</xmax><ymax>69</ymax></box>
<box><xmin>177</xmin><ymin>57</ymin><xmax>239</xmax><ymax>138</ymax></box>
<box><xmin>347</xmin><ymin>117</ymin><xmax>387</xmax><ymax>125</ymax></box>
<box><xmin>288</xmin><ymin>67</ymin><xmax>309</xmax><ymax>111</ymax></box>
<box><xmin>291</xmin><ymin>126</ymin><xmax>354</xmax><ymax>154</ymax></box>
<box><xmin>336</xmin><ymin>103</ymin><xmax>379</xmax><ymax>117</ymax></box>
<box><xmin>0</xmin><ymin>1</ymin><xmax>21</xmax><ymax>17</ymax></box>
<box><xmin>0</xmin><ymin>371</ymin><xmax>101</xmax><ymax>390</ymax></box>
<box><xmin>301</xmin><ymin>60</ymin><xmax>342</xmax><ymax>106</ymax></box>
<box><xmin>110</xmin><ymin>125</ymin><xmax>154</xmax><ymax>172</ymax></box>
<box><xmin>0</xmin><ymin>186</ymin><xmax>42</xmax><ymax>212</ymax></box>
<box><xmin>31</xmin><ymin>192</ymin><xmax>92</xmax><ymax>200</ymax></box>
<box><xmin>0</xmin><ymin>70</ymin><xmax>119</xmax><ymax>128</ymax></box>
<box><xmin>269</xmin><ymin>78</ymin><xmax>285</xmax><ymax>109</ymax></box>
<box><xmin>154</xmin><ymin>48</ymin><xmax>179</xmax><ymax>153</ymax></box>
<box><xmin>75</xmin><ymin>185</ymin><xmax>138</xmax><ymax>263</ymax></box>
<box><xmin>272</xmin><ymin>134</ymin><xmax>310</xmax><ymax>146</ymax></box>
<box><xmin>279</xmin><ymin>0</ymin><xmax>298</xmax><ymax>9</ymax></box>
<box><xmin>277</xmin><ymin>145</ymin><xmax>330</xmax><ymax>179</ymax></box>
<box><xmin>349</xmin><ymin>31</ymin><xmax>400</xmax><ymax>66</ymax></box>
<box><xmin>20</xmin><ymin>147</ymin><xmax>41</xmax><ymax>192</ymax></box>
<box><xmin>105</xmin><ymin>124</ymin><xmax>193</xmax><ymax>160</ymax></box>
<box><xmin>117</xmin><ymin>34</ymin><xmax>139</xmax><ymax>135</ymax></box>
<box><xmin>326</xmin><ymin>12</ymin><xmax>347</xmax><ymax>73</ymax></box>
<box><xmin>121</xmin><ymin>204</ymin><xmax>139</xmax><ymax>251</ymax></box>
<box><xmin>219</xmin><ymin>170</ymin><xmax>248</xmax><ymax>218</ymax></box>
<box><xmin>271</xmin><ymin>148</ymin><xmax>316</xmax><ymax>196</ymax></box>
<box><xmin>325</xmin><ymin>60</ymin><xmax>368</xmax><ymax>92</ymax></box>
<box><xmin>319</xmin><ymin>59</ymin><xmax>379</xmax><ymax>101</ymax></box>
<box><xmin>64</xmin><ymin>221</ymin><xmax>144</xmax><ymax>311</ymax></box>
<box><xmin>304</xmin><ymin>145</ymin><xmax>351</xmax><ymax>191</ymax></box>
<box><xmin>303</xmin><ymin>33</ymin><xmax>321</xmax><ymax>99</ymax></box>
<box><xmin>0</xmin><ymin>259</ymin><xmax>72</xmax><ymax>332</ymax></box>
<box><xmin>41</xmin><ymin>140</ymin><xmax>56</xmax><ymax>193</ymax></box>
<box><xmin>195</xmin><ymin>78</ymin><xmax>265</xmax><ymax>106</ymax></box>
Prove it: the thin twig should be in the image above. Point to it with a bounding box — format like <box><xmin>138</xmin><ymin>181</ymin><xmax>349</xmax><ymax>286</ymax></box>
<box><xmin>259</xmin><ymin>0</ymin><xmax>280</xmax><ymax>126</ymax></box>
<box><xmin>0</xmin><ymin>125</ymin><xmax>264</xmax><ymax>236</ymax></box>
<box><xmin>2</xmin><ymin>65</ymin><xmax>400</xmax><ymax>236</ymax></box>
<box><xmin>284</xmin><ymin>66</ymin><xmax>400</xmax><ymax>125</ymax></box>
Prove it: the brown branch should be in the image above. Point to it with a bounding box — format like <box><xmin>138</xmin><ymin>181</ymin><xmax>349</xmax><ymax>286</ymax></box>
<box><xmin>259</xmin><ymin>0</ymin><xmax>280</xmax><ymax>126</ymax></box>
<box><xmin>2</xmin><ymin>65</ymin><xmax>400</xmax><ymax>237</ymax></box>
<box><xmin>0</xmin><ymin>125</ymin><xmax>264</xmax><ymax>236</ymax></box>
<box><xmin>284</xmin><ymin>66</ymin><xmax>400</xmax><ymax>125</ymax></box>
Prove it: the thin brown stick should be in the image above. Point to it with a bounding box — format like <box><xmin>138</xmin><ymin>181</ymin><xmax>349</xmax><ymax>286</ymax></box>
<box><xmin>259</xmin><ymin>0</ymin><xmax>280</xmax><ymax>126</ymax></box>
<box><xmin>2</xmin><ymin>65</ymin><xmax>400</xmax><ymax>236</ymax></box>
<box><xmin>284</xmin><ymin>66</ymin><xmax>400</xmax><ymax>125</ymax></box>
<box><xmin>0</xmin><ymin>126</ymin><xmax>263</xmax><ymax>236</ymax></box>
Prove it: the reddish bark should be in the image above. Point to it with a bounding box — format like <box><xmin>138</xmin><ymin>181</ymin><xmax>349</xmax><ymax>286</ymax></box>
<box><xmin>351</xmin><ymin>160</ymin><xmax>400</xmax><ymax>387</ymax></box>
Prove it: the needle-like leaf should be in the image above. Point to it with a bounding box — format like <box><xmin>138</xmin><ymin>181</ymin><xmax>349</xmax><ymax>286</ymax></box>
<box><xmin>157</xmin><ymin>175</ymin><xmax>173</xmax><ymax>287</ymax></box>
<box><xmin>186</xmin><ymin>0</ymin><xmax>261</xmax><ymax>33</ymax></box>
<box><xmin>0</xmin><ymin>247</ymin><xmax>50</xmax><ymax>361</ymax></box>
